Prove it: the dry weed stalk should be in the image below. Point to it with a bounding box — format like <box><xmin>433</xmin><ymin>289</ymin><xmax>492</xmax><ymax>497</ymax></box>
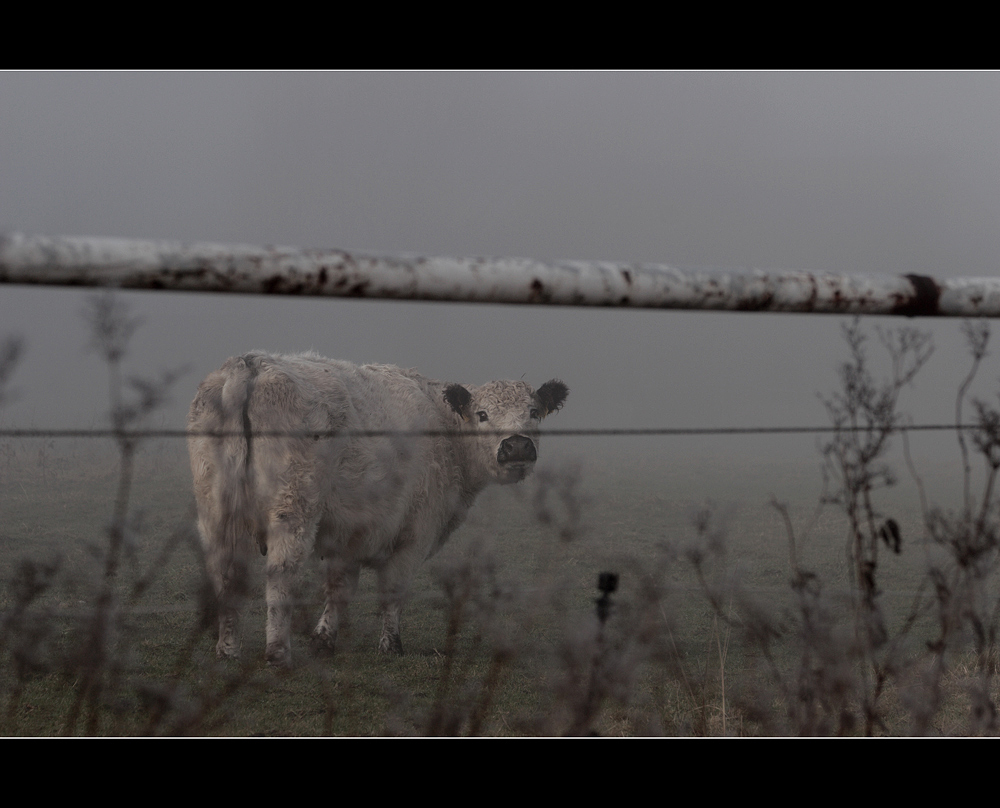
<box><xmin>902</xmin><ymin>320</ymin><xmax>1000</xmax><ymax>734</ymax></box>
<box><xmin>699</xmin><ymin>319</ymin><xmax>1000</xmax><ymax>735</ymax></box>
<box><xmin>0</xmin><ymin>295</ymin><xmax>250</xmax><ymax>735</ymax></box>
<box><xmin>812</xmin><ymin>320</ymin><xmax>932</xmax><ymax>733</ymax></box>
<box><xmin>415</xmin><ymin>466</ymin><xmax>591</xmax><ymax>736</ymax></box>
<box><xmin>706</xmin><ymin>320</ymin><xmax>935</xmax><ymax>734</ymax></box>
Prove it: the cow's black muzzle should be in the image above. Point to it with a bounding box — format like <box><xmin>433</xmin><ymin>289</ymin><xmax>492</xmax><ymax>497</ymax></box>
<box><xmin>497</xmin><ymin>435</ymin><xmax>537</xmax><ymax>465</ymax></box>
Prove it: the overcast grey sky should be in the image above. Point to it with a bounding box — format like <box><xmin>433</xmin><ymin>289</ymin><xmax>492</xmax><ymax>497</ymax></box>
<box><xmin>1</xmin><ymin>72</ymin><xmax>998</xmax><ymax>470</ymax></box>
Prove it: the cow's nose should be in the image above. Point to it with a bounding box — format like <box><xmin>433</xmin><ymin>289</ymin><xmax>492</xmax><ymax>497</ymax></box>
<box><xmin>498</xmin><ymin>435</ymin><xmax>536</xmax><ymax>464</ymax></box>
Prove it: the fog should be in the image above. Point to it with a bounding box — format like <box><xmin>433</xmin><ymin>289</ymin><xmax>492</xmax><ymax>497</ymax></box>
<box><xmin>2</xmin><ymin>72</ymin><xmax>999</xmax><ymax>470</ymax></box>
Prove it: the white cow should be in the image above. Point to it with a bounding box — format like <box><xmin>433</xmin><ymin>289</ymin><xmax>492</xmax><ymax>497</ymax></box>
<box><xmin>187</xmin><ymin>352</ymin><xmax>568</xmax><ymax>666</ymax></box>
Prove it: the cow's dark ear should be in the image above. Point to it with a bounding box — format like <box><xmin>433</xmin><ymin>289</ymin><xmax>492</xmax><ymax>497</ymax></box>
<box><xmin>444</xmin><ymin>384</ymin><xmax>472</xmax><ymax>420</ymax></box>
<box><xmin>536</xmin><ymin>380</ymin><xmax>568</xmax><ymax>416</ymax></box>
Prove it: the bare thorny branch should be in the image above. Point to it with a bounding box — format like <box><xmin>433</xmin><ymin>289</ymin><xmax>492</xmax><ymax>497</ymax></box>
<box><xmin>759</xmin><ymin>318</ymin><xmax>1000</xmax><ymax>734</ymax></box>
<box><xmin>684</xmin><ymin>319</ymin><xmax>1000</xmax><ymax>734</ymax></box>
<box><xmin>912</xmin><ymin>321</ymin><xmax>1000</xmax><ymax>713</ymax></box>
<box><xmin>821</xmin><ymin>321</ymin><xmax>931</xmax><ymax>602</ymax></box>
<box><xmin>61</xmin><ymin>293</ymin><xmax>198</xmax><ymax>735</ymax></box>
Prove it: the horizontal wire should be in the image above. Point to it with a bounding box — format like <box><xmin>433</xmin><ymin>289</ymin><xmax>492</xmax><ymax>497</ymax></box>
<box><xmin>0</xmin><ymin>423</ymin><xmax>983</xmax><ymax>439</ymax></box>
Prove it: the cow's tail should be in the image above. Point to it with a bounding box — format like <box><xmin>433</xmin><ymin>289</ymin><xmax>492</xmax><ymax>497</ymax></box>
<box><xmin>217</xmin><ymin>353</ymin><xmax>268</xmax><ymax>561</ymax></box>
<box><xmin>188</xmin><ymin>353</ymin><xmax>269</xmax><ymax>658</ymax></box>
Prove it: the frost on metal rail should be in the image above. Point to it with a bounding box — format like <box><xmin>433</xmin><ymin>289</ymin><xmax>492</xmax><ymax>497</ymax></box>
<box><xmin>3</xmin><ymin>232</ymin><xmax>1000</xmax><ymax>317</ymax></box>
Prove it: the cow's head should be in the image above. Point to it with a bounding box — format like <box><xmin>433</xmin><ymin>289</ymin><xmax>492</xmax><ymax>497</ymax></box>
<box><xmin>444</xmin><ymin>378</ymin><xmax>568</xmax><ymax>485</ymax></box>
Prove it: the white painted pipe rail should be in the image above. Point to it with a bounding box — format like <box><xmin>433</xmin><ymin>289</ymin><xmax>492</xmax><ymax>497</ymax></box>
<box><xmin>2</xmin><ymin>232</ymin><xmax>1000</xmax><ymax>317</ymax></box>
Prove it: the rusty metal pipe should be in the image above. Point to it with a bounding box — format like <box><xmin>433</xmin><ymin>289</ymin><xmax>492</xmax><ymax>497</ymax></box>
<box><xmin>2</xmin><ymin>232</ymin><xmax>998</xmax><ymax>317</ymax></box>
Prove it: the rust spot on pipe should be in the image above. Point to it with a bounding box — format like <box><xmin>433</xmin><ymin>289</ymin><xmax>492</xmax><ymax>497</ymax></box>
<box><xmin>528</xmin><ymin>278</ymin><xmax>548</xmax><ymax>303</ymax></box>
<box><xmin>894</xmin><ymin>274</ymin><xmax>941</xmax><ymax>317</ymax></box>
<box><xmin>736</xmin><ymin>292</ymin><xmax>775</xmax><ymax>312</ymax></box>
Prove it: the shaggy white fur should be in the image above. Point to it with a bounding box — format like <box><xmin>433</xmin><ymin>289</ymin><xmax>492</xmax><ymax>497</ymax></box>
<box><xmin>188</xmin><ymin>352</ymin><xmax>568</xmax><ymax>666</ymax></box>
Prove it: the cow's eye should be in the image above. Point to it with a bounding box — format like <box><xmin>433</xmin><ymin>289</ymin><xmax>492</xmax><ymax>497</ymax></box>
<box><xmin>530</xmin><ymin>408</ymin><xmax>540</xmax><ymax>420</ymax></box>
<box><xmin>477</xmin><ymin>411</ymin><xmax>489</xmax><ymax>422</ymax></box>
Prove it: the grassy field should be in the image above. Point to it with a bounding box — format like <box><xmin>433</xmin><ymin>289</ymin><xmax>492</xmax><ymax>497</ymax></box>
<box><xmin>1</xmin><ymin>426</ymin><xmax>996</xmax><ymax>736</ymax></box>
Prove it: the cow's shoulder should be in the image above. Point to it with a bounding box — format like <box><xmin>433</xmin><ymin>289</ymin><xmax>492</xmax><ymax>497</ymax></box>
<box><xmin>354</xmin><ymin>363</ymin><xmax>443</xmax><ymax>402</ymax></box>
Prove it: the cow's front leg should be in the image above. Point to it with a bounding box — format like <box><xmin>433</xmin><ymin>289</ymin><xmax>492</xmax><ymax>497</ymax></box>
<box><xmin>264</xmin><ymin>518</ymin><xmax>311</xmax><ymax>667</ymax></box>
<box><xmin>379</xmin><ymin>601</ymin><xmax>404</xmax><ymax>656</ymax></box>
<box><xmin>312</xmin><ymin>556</ymin><xmax>359</xmax><ymax>654</ymax></box>
<box><xmin>377</xmin><ymin>547</ymin><xmax>420</xmax><ymax>655</ymax></box>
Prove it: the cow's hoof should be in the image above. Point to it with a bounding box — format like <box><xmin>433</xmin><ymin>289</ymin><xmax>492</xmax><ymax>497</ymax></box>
<box><xmin>216</xmin><ymin>642</ymin><xmax>240</xmax><ymax>660</ymax></box>
<box><xmin>265</xmin><ymin>643</ymin><xmax>292</xmax><ymax>668</ymax></box>
<box><xmin>378</xmin><ymin>634</ymin><xmax>404</xmax><ymax>656</ymax></box>
<box><xmin>310</xmin><ymin>631</ymin><xmax>337</xmax><ymax>656</ymax></box>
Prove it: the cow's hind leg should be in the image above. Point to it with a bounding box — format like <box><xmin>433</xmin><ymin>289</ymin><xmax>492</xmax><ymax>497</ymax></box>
<box><xmin>312</xmin><ymin>556</ymin><xmax>360</xmax><ymax>655</ymax></box>
<box><xmin>263</xmin><ymin>516</ymin><xmax>314</xmax><ymax>667</ymax></box>
<box><xmin>202</xmin><ymin>520</ymin><xmax>252</xmax><ymax>660</ymax></box>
